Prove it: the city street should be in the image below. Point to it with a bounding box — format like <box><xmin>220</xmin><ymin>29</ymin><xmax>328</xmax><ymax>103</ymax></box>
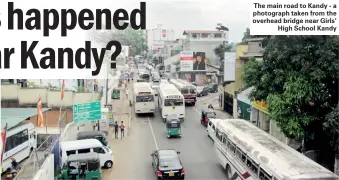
<box><xmin>103</xmin><ymin>81</ymin><xmax>228</xmax><ymax>179</ymax></box>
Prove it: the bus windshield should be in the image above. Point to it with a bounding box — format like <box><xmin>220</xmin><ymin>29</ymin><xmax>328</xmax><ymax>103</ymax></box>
<box><xmin>113</xmin><ymin>89</ymin><xmax>120</xmax><ymax>93</ymax></box>
<box><xmin>136</xmin><ymin>95</ymin><xmax>154</xmax><ymax>102</ymax></box>
<box><xmin>164</xmin><ymin>99</ymin><xmax>184</xmax><ymax>106</ymax></box>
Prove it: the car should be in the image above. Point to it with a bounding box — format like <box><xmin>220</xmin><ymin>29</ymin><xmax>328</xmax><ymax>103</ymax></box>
<box><xmin>151</xmin><ymin>149</ymin><xmax>185</xmax><ymax>180</ymax></box>
<box><xmin>196</xmin><ymin>86</ymin><xmax>209</xmax><ymax>97</ymax></box>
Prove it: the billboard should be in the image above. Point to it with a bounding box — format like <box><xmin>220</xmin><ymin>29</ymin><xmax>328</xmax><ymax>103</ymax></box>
<box><xmin>180</xmin><ymin>51</ymin><xmax>207</xmax><ymax>71</ymax></box>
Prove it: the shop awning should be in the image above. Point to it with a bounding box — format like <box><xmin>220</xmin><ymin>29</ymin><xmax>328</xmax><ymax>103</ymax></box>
<box><xmin>237</xmin><ymin>87</ymin><xmax>254</xmax><ymax>105</ymax></box>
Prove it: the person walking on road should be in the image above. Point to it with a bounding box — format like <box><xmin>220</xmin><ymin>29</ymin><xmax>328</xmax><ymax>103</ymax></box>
<box><xmin>113</xmin><ymin>121</ymin><xmax>119</xmax><ymax>139</ymax></box>
<box><xmin>120</xmin><ymin>121</ymin><xmax>125</xmax><ymax>139</ymax></box>
<box><xmin>126</xmin><ymin>88</ymin><xmax>129</xmax><ymax>99</ymax></box>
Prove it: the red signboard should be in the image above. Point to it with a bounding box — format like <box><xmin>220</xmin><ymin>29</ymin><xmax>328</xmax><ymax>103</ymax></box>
<box><xmin>162</xmin><ymin>30</ymin><xmax>166</xmax><ymax>38</ymax></box>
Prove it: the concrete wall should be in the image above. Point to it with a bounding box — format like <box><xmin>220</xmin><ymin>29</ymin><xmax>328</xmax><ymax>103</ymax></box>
<box><xmin>32</xmin><ymin>154</ymin><xmax>54</xmax><ymax>180</ymax></box>
<box><xmin>1</xmin><ymin>85</ymin><xmax>100</xmax><ymax>107</ymax></box>
<box><xmin>1</xmin><ymin>84</ymin><xmax>19</xmax><ymax>100</ymax></box>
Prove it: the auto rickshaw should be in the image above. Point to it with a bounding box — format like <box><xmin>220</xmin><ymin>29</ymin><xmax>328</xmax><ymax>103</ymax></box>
<box><xmin>58</xmin><ymin>153</ymin><xmax>101</xmax><ymax>180</ymax></box>
<box><xmin>208</xmin><ymin>83</ymin><xmax>218</xmax><ymax>93</ymax></box>
<box><xmin>76</xmin><ymin>131</ymin><xmax>108</xmax><ymax>147</ymax></box>
<box><xmin>166</xmin><ymin>115</ymin><xmax>182</xmax><ymax>138</ymax></box>
<box><xmin>111</xmin><ymin>88</ymin><xmax>120</xmax><ymax>99</ymax></box>
<box><xmin>201</xmin><ymin>107</ymin><xmax>216</xmax><ymax>126</ymax></box>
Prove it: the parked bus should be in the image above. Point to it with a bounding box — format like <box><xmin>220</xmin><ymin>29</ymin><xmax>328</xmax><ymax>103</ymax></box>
<box><xmin>1</xmin><ymin>122</ymin><xmax>37</xmax><ymax>173</ymax></box>
<box><xmin>169</xmin><ymin>79</ymin><xmax>197</xmax><ymax>106</ymax></box>
<box><xmin>214</xmin><ymin>119</ymin><xmax>338</xmax><ymax>180</ymax></box>
<box><xmin>158</xmin><ymin>84</ymin><xmax>185</xmax><ymax>122</ymax></box>
<box><xmin>133</xmin><ymin>82</ymin><xmax>156</xmax><ymax>114</ymax></box>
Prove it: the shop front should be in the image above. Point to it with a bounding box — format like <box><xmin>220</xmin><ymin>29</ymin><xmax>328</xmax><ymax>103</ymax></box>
<box><xmin>236</xmin><ymin>87</ymin><xmax>253</xmax><ymax>121</ymax></box>
<box><xmin>251</xmin><ymin>100</ymin><xmax>270</xmax><ymax>133</ymax></box>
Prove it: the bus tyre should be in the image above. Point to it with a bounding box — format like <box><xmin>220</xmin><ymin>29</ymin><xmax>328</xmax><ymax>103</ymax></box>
<box><xmin>225</xmin><ymin>164</ymin><xmax>232</xmax><ymax>179</ymax></box>
<box><xmin>105</xmin><ymin>161</ymin><xmax>113</xmax><ymax>168</ymax></box>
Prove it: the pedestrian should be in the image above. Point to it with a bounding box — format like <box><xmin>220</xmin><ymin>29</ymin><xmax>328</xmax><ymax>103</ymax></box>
<box><xmin>119</xmin><ymin>121</ymin><xmax>125</xmax><ymax>139</ymax></box>
<box><xmin>113</xmin><ymin>121</ymin><xmax>119</xmax><ymax>139</ymax></box>
<box><xmin>126</xmin><ymin>88</ymin><xmax>129</xmax><ymax>99</ymax></box>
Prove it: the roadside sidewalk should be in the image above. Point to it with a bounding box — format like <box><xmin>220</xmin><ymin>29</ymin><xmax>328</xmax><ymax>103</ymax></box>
<box><xmin>197</xmin><ymin>94</ymin><xmax>232</xmax><ymax>119</ymax></box>
<box><xmin>111</xmin><ymin>82</ymin><xmax>132</xmax><ymax>138</ymax></box>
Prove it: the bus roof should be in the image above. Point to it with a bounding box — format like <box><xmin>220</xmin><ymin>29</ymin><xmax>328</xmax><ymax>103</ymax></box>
<box><xmin>60</xmin><ymin>139</ymin><xmax>102</xmax><ymax>150</ymax></box>
<box><xmin>216</xmin><ymin>119</ymin><xmax>338</xmax><ymax>179</ymax></box>
<box><xmin>159</xmin><ymin>84</ymin><xmax>182</xmax><ymax>98</ymax></box>
<box><xmin>169</xmin><ymin>79</ymin><xmax>195</xmax><ymax>89</ymax></box>
<box><xmin>134</xmin><ymin>82</ymin><xmax>153</xmax><ymax>94</ymax></box>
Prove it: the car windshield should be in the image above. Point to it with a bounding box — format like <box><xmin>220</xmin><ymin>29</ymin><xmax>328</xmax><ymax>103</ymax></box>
<box><xmin>159</xmin><ymin>157</ymin><xmax>180</xmax><ymax>168</ymax></box>
<box><xmin>190</xmin><ymin>88</ymin><xmax>197</xmax><ymax>94</ymax></box>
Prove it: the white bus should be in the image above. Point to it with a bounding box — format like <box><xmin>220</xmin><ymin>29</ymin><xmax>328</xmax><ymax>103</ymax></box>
<box><xmin>1</xmin><ymin>122</ymin><xmax>37</xmax><ymax>172</ymax></box>
<box><xmin>133</xmin><ymin>82</ymin><xmax>156</xmax><ymax>114</ymax></box>
<box><xmin>214</xmin><ymin>119</ymin><xmax>338</xmax><ymax>180</ymax></box>
<box><xmin>169</xmin><ymin>79</ymin><xmax>197</xmax><ymax>106</ymax></box>
<box><xmin>158</xmin><ymin>84</ymin><xmax>185</xmax><ymax>122</ymax></box>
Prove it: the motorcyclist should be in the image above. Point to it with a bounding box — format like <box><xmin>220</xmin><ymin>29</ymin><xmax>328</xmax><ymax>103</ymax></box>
<box><xmin>208</xmin><ymin>104</ymin><xmax>214</xmax><ymax>109</ymax></box>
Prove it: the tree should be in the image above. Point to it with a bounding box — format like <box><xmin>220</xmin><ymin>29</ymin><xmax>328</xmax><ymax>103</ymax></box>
<box><xmin>100</xmin><ymin>27</ymin><xmax>148</xmax><ymax>56</ymax></box>
<box><xmin>242</xmin><ymin>28</ymin><xmax>251</xmax><ymax>42</ymax></box>
<box><xmin>214</xmin><ymin>44</ymin><xmax>232</xmax><ymax>61</ymax></box>
<box><xmin>243</xmin><ymin>35</ymin><xmax>339</xmax><ymax>170</ymax></box>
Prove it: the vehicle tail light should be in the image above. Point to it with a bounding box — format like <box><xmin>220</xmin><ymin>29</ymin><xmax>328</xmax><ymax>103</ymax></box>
<box><xmin>157</xmin><ymin>170</ymin><xmax>162</xmax><ymax>177</ymax></box>
<box><xmin>181</xmin><ymin>168</ymin><xmax>185</xmax><ymax>175</ymax></box>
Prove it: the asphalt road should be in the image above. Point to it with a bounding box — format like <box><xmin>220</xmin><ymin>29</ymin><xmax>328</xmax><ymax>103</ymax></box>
<box><xmin>103</xmin><ymin>81</ymin><xmax>227</xmax><ymax>180</ymax></box>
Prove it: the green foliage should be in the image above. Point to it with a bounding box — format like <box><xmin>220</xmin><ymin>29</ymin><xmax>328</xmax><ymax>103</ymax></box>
<box><xmin>241</xmin><ymin>28</ymin><xmax>251</xmax><ymax>42</ymax></box>
<box><xmin>213</xmin><ymin>44</ymin><xmax>232</xmax><ymax>60</ymax></box>
<box><xmin>100</xmin><ymin>27</ymin><xmax>148</xmax><ymax>56</ymax></box>
<box><xmin>323</xmin><ymin>104</ymin><xmax>339</xmax><ymax>153</ymax></box>
<box><xmin>243</xmin><ymin>36</ymin><xmax>339</xmax><ymax>140</ymax></box>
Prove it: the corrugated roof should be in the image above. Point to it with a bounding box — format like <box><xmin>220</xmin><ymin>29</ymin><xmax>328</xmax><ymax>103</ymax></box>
<box><xmin>237</xmin><ymin>87</ymin><xmax>254</xmax><ymax>104</ymax></box>
<box><xmin>1</xmin><ymin>108</ymin><xmax>51</xmax><ymax>129</ymax></box>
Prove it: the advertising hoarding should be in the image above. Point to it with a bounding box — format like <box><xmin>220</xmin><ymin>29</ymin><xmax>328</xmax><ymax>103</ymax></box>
<box><xmin>180</xmin><ymin>51</ymin><xmax>207</xmax><ymax>71</ymax></box>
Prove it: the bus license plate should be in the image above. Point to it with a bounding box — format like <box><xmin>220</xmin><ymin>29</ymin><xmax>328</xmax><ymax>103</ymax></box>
<box><xmin>169</xmin><ymin>172</ymin><xmax>174</xmax><ymax>176</ymax></box>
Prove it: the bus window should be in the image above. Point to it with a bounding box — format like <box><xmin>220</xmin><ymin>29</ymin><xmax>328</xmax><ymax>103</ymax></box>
<box><xmin>5</xmin><ymin>129</ymin><xmax>29</xmax><ymax>152</ymax></box>
<box><xmin>216</xmin><ymin>129</ymin><xmax>222</xmax><ymax>141</ymax></box>
<box><xmin>246</xmin><ymin>158</ymin><xmax>259</xmax><ymax>174</ymax></box>
<box><xmin>236</xmin><ymin>149</ymin><xmax>246</xmax><ymax>163</ymax></box>
<box><xmin>222</xmin><ymin>135</ymin><xmax>227</xmax><ymax>145</ymax></box>
<box><xmin>227</xmin><ymin>141</ymin><xmax>236</xmax><ymax>153</ymax></box>
<box><xmin>259</xmin><ymin>168</ymin><xmax>271</xmax><ymax>180</ymax></box>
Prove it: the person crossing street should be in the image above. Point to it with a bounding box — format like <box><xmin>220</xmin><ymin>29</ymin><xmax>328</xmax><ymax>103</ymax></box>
<box><xmin>113</xmin><ymin>121</ymin><xmax>119</xmax><ymax>139</ymax></box>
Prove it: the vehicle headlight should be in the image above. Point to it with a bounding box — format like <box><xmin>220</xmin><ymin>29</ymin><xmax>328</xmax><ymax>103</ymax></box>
<box><xmin>178</xmin><ymin>130</ymin><xmax>181</xmax><ymax>134</ymax></box>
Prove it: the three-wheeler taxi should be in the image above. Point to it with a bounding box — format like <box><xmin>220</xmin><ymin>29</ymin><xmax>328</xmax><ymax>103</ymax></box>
<box><xmin>111</xmin><ymin>88</ymin><xmax>120</xmax><ymax>99</ymax></box>
<box><xmin>58</xmin><ymin>153</ymin><xmax>101</xmax><ymax>180</ymax></box>
<box><xmin>166</xmin><ymin>116</ymin><xmax>182</xmax><ymax>138</ymax></box>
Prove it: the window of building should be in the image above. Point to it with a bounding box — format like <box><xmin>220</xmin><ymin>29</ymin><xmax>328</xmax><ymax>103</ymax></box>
<box><xmin>192</xmin><ymin>34</ymin><xmax>198</xmax><ymax>38</ymax></box>
<box><xmin>201</xmin><ymin>33</ymin><xmax>209</xmax><ymax>38</ymax></box>
<box><xmin>214</xmin><ymin>33</ymin><xmax>222</xmax><ymax>38</ymax></box>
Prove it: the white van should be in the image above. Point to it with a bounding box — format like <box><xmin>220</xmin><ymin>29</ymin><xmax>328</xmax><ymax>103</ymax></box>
<box><xmin>207</xmin><ymin>118</ymin><xmax>220</xmax><ymax>141</ymax></box>
<box><xmin>60</xmin><ymin>139</ymin><xmax>114</xmax><ymax>168</ymax></box>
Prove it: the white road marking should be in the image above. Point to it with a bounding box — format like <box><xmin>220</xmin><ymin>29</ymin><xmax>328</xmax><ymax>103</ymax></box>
<box><xmin>193</xmin><ymin>106</ymin><xmax>201</xmax><ymax>115</ymax></box>
<box><xmin>148</xmin><ymin>117</ymin><xmax>159</xmax><ymax>150</ymax></box>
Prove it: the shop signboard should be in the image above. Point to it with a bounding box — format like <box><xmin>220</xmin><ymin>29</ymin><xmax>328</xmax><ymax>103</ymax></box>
<box><xmin>237</xmin><ymin>100</ymin><xmax>251</xmax><ymax>120</ymax></box>
<box><xmin>252</xmin><ymin>100</ymin><xmax>269</xmax><ymax>114</ymax></box>
<box><xmin>180</xmin><ymin>51</ymin><xmax>207</xmax><ymax>72</ymax></box>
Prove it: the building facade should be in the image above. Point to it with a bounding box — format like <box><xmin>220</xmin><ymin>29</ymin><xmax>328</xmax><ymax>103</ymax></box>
<box><xmin>182</xmin><ymin>30</ymin><xmax>229</xmax><ymax>65</ymax></box>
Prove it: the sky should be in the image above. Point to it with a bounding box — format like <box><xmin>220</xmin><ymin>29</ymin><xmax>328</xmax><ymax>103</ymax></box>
<box><xmin>114</xmin><ymin>0</ymin><xmax>251</xmax><ymax>42</ymax></box>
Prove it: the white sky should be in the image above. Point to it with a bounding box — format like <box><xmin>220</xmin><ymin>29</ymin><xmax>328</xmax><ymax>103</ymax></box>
<box><xmin>109</xmin><ymin>0</ymin><xmax>251</xmax><ymax>42</ymax></box>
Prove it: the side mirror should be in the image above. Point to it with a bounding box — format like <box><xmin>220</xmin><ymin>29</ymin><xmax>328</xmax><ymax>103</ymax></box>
<box><xmin>177</xmin><ymin>151</ymin><xmax>180</xmax><ymax>154</ymax></box>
